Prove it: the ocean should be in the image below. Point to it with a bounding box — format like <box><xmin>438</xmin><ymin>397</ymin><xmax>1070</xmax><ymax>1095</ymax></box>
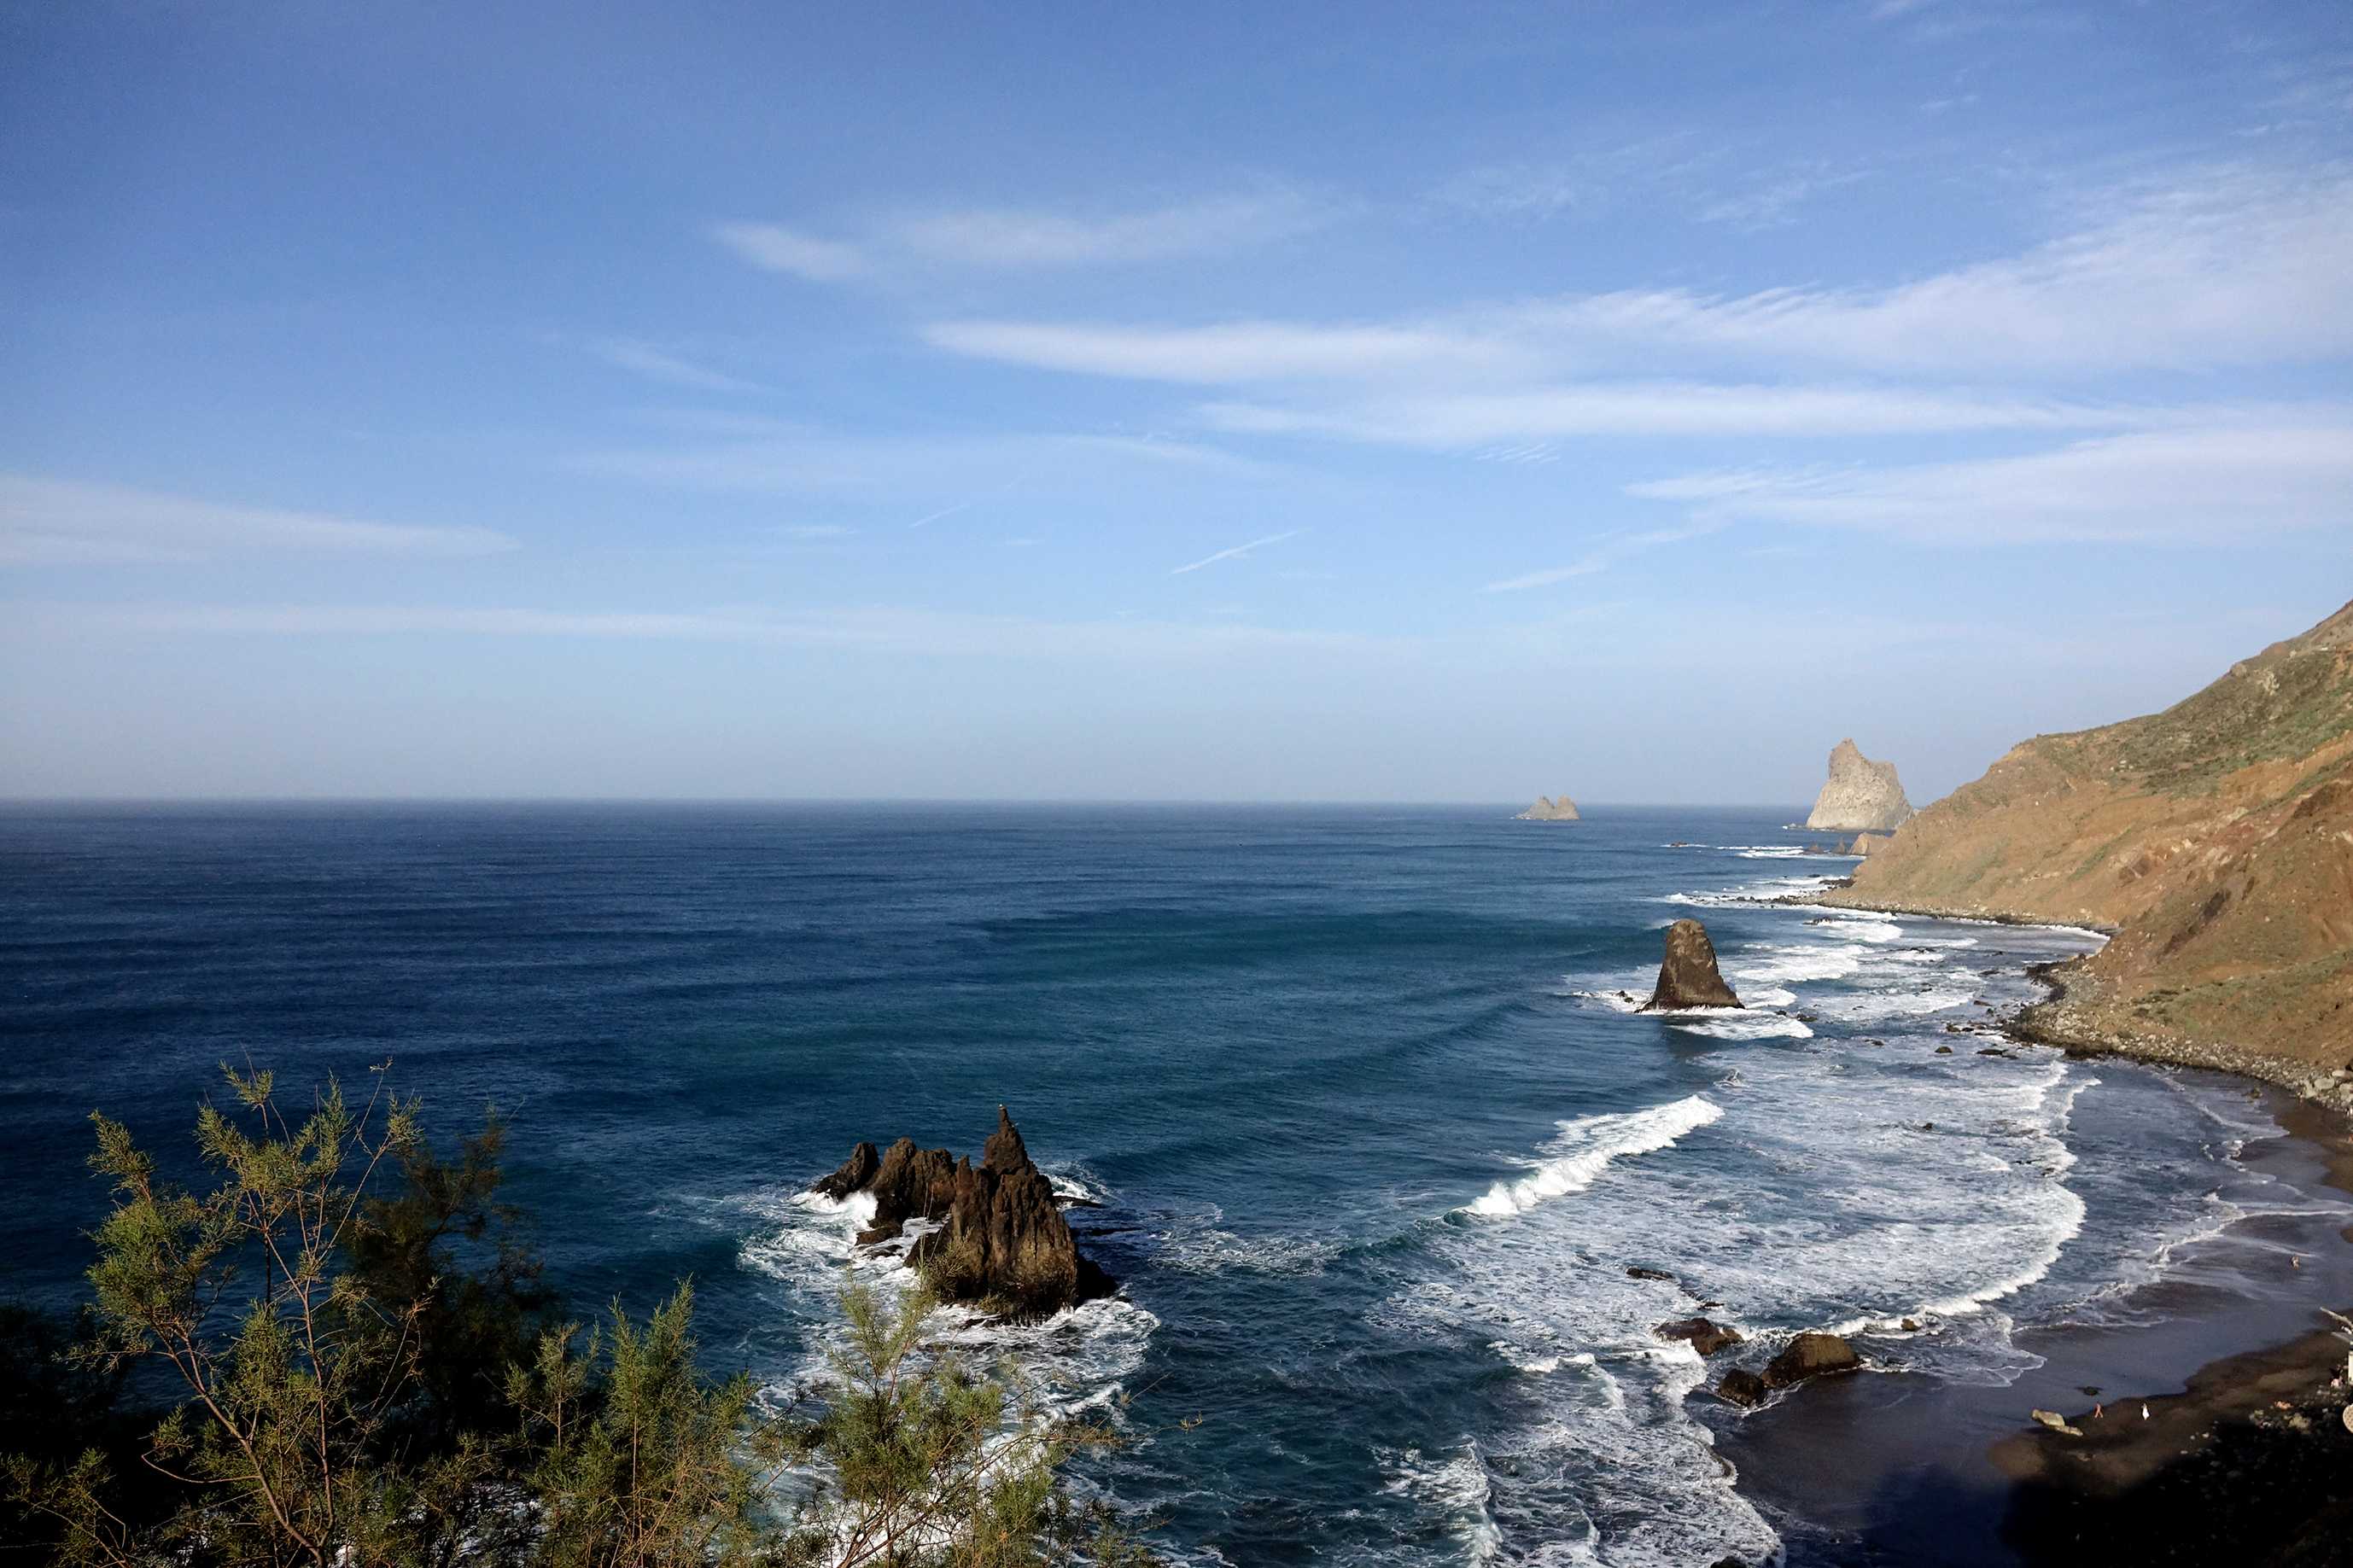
<box><xmin>4</xmin><ymin>804</ymin><xmax>2344</xmax><ymax>1566</ymax></box>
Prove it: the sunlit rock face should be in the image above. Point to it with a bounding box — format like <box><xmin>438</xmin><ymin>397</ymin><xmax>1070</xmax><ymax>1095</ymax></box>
<box><xmin>1805</xmin><ymin>740</ymin><xmax>1915</xmax><ymax>832</ymax></box>
<box><xmin>1515</xmin><ymin>795</ymin><xmax>1581</xmax><ymax>820</ymax></box>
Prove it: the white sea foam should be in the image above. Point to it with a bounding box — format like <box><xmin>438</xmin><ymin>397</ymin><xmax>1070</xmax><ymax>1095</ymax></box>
<box><xmin>1668</xmin><ymin>1013</ymin><xmax>1813</xmax><ymax>1040</ymax></box>
<box><xmin>1467</xmin><ymin>1097</ymin><xmax>1723</xmax><ymax>1217</ymax></box>
<box><xmin>1379</xmin><ymin>1445</ymin><xmax>1509</xmax><ymax>1565</ymax></box>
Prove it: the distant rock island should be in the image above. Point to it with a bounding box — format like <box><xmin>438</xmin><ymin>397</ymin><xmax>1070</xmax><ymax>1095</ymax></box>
<box><xmin>1824</xmin><ymin>598</ymin><xmax>2353</xmax><ymax>1096</ymax></box>
<box><xmin>1804</xmin><ymin>740</ymin><xmax>1914</xmax><ymax>831</ymax></box>
<box><xmin>810</xmin><ymin>1105</ymin><xmax>1116</xmax><ymax>1321</ymax></box>
<box><xmin>1515</xmin><ymin>795</ymin><xmax>1581</xmax><ymax>820</ymax></box>
<box><xmin>1639</xmin><ymin>918</ymin><xmax>1742</xmax><ymax>1011</ymax></box>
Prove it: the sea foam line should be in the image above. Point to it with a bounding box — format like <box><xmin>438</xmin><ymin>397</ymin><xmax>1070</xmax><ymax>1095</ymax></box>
<box><xmin>1467</xmin><ymin>1097</ymin><xmax>1723</xmax><ymax>1218</ymax></box>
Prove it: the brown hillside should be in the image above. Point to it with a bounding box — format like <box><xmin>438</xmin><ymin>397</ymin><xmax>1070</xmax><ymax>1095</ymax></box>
<box><xmin>1823</xmin><ymin>600</ymin><xmax>2353</xmax><ymax>1080</ymax></box>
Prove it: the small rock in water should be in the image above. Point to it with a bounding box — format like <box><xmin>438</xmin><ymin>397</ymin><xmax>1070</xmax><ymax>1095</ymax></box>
<box><xmin>1627</xmin><ymin>1266</ymin><xmax>1676</xmax><ymax>1281</ymax></box>
<box><xmin>1638</xmin><ymin>919</ymin><xmax>1743</xmax><ymax>1011</ymax></box>
<box><xmin>1717</xmin><ymin>1368</ymin><xmax>1768</xmax><ymax>1407</ymax></box>
<box><xmin>1935</xmin><ymin>1045</ymin><xmax>1954</xmax><ymax>1054</ymax></box>
<box><xmin>1656</xmin><ymin>1316</ymin><xmax>1745</xmax><ymax>1356</ymax></box>
<box><xmin>1901</xmin><ymin>1319</ymin><xmax>1920</xmax><ymax>1332</ymax></box>
<box><xmin>1760</xmin><ymin>1332</ymin><xmax>1860</xmax><ymax>1390</ymax></box>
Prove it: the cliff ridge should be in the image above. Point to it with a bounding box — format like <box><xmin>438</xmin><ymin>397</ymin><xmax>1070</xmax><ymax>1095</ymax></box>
<box><xmin>1824</xmin><ymin>599</ymin><xmax>2353</xmax><ymax>1085</ymax></box>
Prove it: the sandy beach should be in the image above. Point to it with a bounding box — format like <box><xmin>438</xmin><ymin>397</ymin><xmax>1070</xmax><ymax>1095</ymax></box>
<box><xmin>1704</xmin><ymin>1079</ymin><xmax>2353</xmax><ymax>1567</ymax></box>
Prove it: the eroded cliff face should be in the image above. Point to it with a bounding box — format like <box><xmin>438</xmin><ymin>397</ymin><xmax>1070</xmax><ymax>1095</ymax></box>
<box><xmin>1805</xmin><ymin>741</ymin><xmax>1914</xmax><ymax>831</ymax></box>
<box><xmin>1825</xmin><ymin>600</ymin><xmax>2353</xmax><ymax>1075</ymax></box>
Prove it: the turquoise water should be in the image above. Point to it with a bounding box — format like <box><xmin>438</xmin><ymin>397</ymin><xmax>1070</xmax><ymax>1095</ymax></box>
<box><xmin>3</xmin><ymin>805</ymin><xmax>2334</xmax><ymax>1565</ymax></box>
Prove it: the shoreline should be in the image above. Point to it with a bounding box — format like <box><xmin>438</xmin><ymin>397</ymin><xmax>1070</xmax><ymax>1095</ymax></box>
<box><xmin>1711</xmin><ymin>890</ymin><xmax>2353</xmax><ymax>1565</ymax></box>
<box><xmin>1801</xmin><ymin>885</ymin><xmax>2353</xmax><ymax>1116</ymax></box>
<box><xmin>1713</xmin><ymin>1081</ymin><xmax>2353</xmax><ymax>1568</ymax></box>
<box><xmin>1708</xmin><ymin>1073</ymin><xmax>2353</xmax><ymax>1567</ymax></box>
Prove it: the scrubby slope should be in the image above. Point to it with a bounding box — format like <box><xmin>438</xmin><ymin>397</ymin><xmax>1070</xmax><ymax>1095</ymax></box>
<box><xmin>1824</xmin><ymin>600</ymin><xmax>2353</xmax><ymax>1078</ymax></box>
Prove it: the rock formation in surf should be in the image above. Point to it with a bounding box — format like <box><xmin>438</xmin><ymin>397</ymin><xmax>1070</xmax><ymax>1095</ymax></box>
<box><xmin>1515</xmin><ymin>795</ymin><xmax>1581</xmax><ymax>820</ymax></box>
<box><xmin>809</xmin><ymin>1105</ymin><xmax>1115</xmax><ymax>1320</ymax></box>
<box><xmin>1825</xmin><ymin>598</ymin><xmax>2353</xmax><ymax>1093</ymax></box>
<box><xmin>1716</xmin><ymin>1368</ymin><xmax>1767</xmax><ymax>1407</ymax></box>
<box><xmin>1805</xmin><ymin>740</ymin><xmax>1915</xmax><ymax>832</ymax></box>
<box><xmin>1760</xmin><ymin>1332</ymin><xmax>1860</xmax><ymax>1388</ymax></box>
<box><xmin>1638</xmin><ymin>918</ymin><xmax>1742</xmax><ymax>1011</ymax></box>
<box><xmin>1656</xmin><ymin>1316</ymin><xmax>1744</xmax><ymax>1356</ymax></box>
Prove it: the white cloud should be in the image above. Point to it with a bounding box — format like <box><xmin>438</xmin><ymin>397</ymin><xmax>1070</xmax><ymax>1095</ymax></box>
<box><xmin>1171</xmin><ymin>528</ymin><xmax>1308</xmax><ymax>574</ymax></box>
<box><xmin>572</xmin><ymin>428</ymin><xmax>1293</xmax><ymax>498</ymax></box>
<box><xmin>1630</xmin><ymin>423</ymin><xmax>2353</xmax><ymax>544</ymax></box>
<box><xmin>709</xmin><ymin>222</ymin><xmax>867</xmax><ymax>281</ymax></box>
<box><xmin>582</xmin><ymin>338</ymin><xmax>765</xmax><ymax>392</ymax></box>
<box><xmin>715</xmin><ymin>192</ymin><xmax>1322</xmax><ymax>282</ymax></box>
<box><xmin>0</xmin><ymin>476</ymin><xmax>515</xmax><ymax>566</ymax></box>
<box><xmin>896</xmin><ymin>194</ymin><xmax>1318</xmax><ymax>266</ymax></box>
<box><xmin>9</xmin><ymin>600</ymin><xmax>1383</xmax><ymax>662</ymax></box>
<box><xmin>1199</xmin><ymin>383</ymin><xmax>2140</xmax><ymax>442</ymax></box>
<box><xmin>920</xmin><ymin>318</ymin><xmax>1526</xmax><ymax>383</ymax></box>
<box><xmin>1478</xmin><ymin>526</ymin><xmax>1716</xmax><ymax>592</ymax></box>
<box><xmin>920</xmin><ymin>169</ymin><xmax>2353</xmax><ymax>399</ymax></box>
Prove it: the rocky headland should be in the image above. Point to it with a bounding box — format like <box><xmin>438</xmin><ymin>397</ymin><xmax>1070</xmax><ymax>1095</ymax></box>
<box><xmin>1516</xmin><ymin>795</ymin><xmax>1581</xmax><ymax>820</ymax></box>
<box><xmin>1804</xmin><ymin>740</ymin><xmax>1915</xmax><ymax>832</ymax></box>
<box><xmin>1819</xmin><ymin>599</ymin><xmax>2353</xmax><ymax>1102</ymax></box>
<box><xmin>809</xmin><ymin>1105</ymin><xmax>1117</xmax><ymax>1320</ymax></box>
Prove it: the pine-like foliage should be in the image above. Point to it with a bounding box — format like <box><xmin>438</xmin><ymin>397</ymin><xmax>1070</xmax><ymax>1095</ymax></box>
<box><xmin>2</xmin><ymin>1064</ymin><xmax>1156</xmax><ymax>1568</ymax></box>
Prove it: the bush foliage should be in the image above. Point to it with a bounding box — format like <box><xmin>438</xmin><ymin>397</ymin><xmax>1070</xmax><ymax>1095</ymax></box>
<box><xmin>3</xmin><ymin>1064</ymin><xmax>1149</xmax><ymax>1567</ymax></box>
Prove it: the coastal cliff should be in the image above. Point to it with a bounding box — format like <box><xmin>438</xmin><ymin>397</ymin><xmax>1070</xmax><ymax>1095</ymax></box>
<box><xmin>1822</xmin><ymin>599</ymin><xmax>2353</xmax><ymax>1090</ymax></box>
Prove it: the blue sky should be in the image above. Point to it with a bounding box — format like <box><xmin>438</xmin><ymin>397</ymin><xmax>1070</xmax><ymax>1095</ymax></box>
<box><xmin>3</xmin><ymin>1</ymin><xmax>2349</xmax><ymax>801</ymax></box>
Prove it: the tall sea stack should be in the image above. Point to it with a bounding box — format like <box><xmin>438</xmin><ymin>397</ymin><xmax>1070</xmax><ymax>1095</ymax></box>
<box><xmin>1639</xmin><ymin>918</ymin><xmax>1743</xmax><ymax>1011</ymax></box>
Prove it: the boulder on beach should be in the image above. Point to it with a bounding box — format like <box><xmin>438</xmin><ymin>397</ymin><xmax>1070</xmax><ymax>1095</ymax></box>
<box><xmin>1805</xmin><ymin>740</ymin><xmax>1915</xmax><ymax>832</ymax></box>
<box><xmin>1760</xmin><ymin>1332</ymin><xmax>1860</xmax><ymax>1389</ymax></box>
<box><xmin>1638</xmin><ymin>918</ymin><xmax>1743</xmax><ymax>1011</ymax></box>
<box><xmin>1656</xmin><ymin>1317</ymin><xmax>1745</xmax><ymax>1356</ymax></box>
<box><xmin>1516</xmin><ymin>795</ymin><xmax>1581</xmax><ymax>821</ymax></box>
<box><xmin>809</xmin><ymin>1105</ymin><xmax>1116</xmax><ymax>1320</ymax></box>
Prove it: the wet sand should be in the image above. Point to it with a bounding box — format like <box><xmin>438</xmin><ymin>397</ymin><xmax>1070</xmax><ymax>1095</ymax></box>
<box><xmin>1702</xmin><ymin>1078</ymin><xmax>2353</xmax><ymax>1567</ymax></box>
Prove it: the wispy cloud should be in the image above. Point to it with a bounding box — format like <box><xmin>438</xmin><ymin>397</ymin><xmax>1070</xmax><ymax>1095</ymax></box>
<box><xmin>581</xmin><ymin>337</ymin><xmax>766</xmax><ymax>392</ymax></box>
<box><xmin>0</xmin><ymin>475</ymin><xmax>514</xmax><ymax>566</ymax></box>
<box><xmin>715</xmin><ymin>191</ymin><xmax>1325</xmax><ymax>282</ymax></box>
<box><xmin>1171</xmin><ymin>528</ymin><xmax>1308</xmax><ymax>574</ymax></box>
<box><xmin>1629</xmin><ymin>423</ymin><xmax>2353</xmax><ymax>544</ymax></box>
<box><xmin>921</xmin><ymin>169</ymin><xmax>2353</xmax><ymax>399</ymax></box>
<box><xmin>920</xmin><ymin>318</ymin><xmax>1526</xmax><ymax>384</ymax></box>
<box><xmin>895</xmin><ymin>193</ymin><xmax>1321</xmax><ymax>266</ymax></box>
<box><xmin>571</xmin><ymin>428</ymin><xmax>1294</xmax><ymax>499</ymax></box>
<box><xmin>1198</xmin><ymin>383</ymin><xmax>2146</xmax><ymax>442</ymax></box>
<box><xmin>8</xmin><ymin>600</ymin><xmax>1383</xmax><ymax>662</ymax></box>
<box><xmin>1479</xmin><ymin>526</ymin><xmax>1714</xmax><ymax>592</ymax></box>
<box><xmin>709</xmin><ymin>223</ymin><xmax>868</xmax><ymax>282</ymax></box>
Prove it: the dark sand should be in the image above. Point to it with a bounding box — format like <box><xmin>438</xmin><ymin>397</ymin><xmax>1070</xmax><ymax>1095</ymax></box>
<box><xmin>1702</xmin><ymin>1078</ymin><xmax>2353</xmax><ymax>1567</ymax></box>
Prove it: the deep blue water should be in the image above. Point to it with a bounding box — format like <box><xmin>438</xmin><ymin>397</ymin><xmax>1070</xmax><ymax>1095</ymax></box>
<box><xmin>4</xmin><ymin>805</ymin><xmax>2343</xmax><ymax>1567</ymax></box>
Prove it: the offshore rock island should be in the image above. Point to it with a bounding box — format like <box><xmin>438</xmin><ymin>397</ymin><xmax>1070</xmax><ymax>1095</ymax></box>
<box><xmin>1639</xmin><ymin>918</ymin><xmax>1743</xmax><ymax>1011</ymax></box>
<box><xmin>811</xmin><ymin>1105</ymin><xmax>1117</xmax><ymax>1320</ymax></box>
<box><xmin>1515</xmin><ymin>795</ymin><xmax>1582</xmax><ymax>820</ymax></box>
<box><xmin>1803</xmin><ymin>739</ymin><xmax>1915</xmax><ymax>831</ymax></box>
<box><xmin>1822</xmin><ymin>598</ymin><xmax>2353</xmax><ymax>1099</ymax></box>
